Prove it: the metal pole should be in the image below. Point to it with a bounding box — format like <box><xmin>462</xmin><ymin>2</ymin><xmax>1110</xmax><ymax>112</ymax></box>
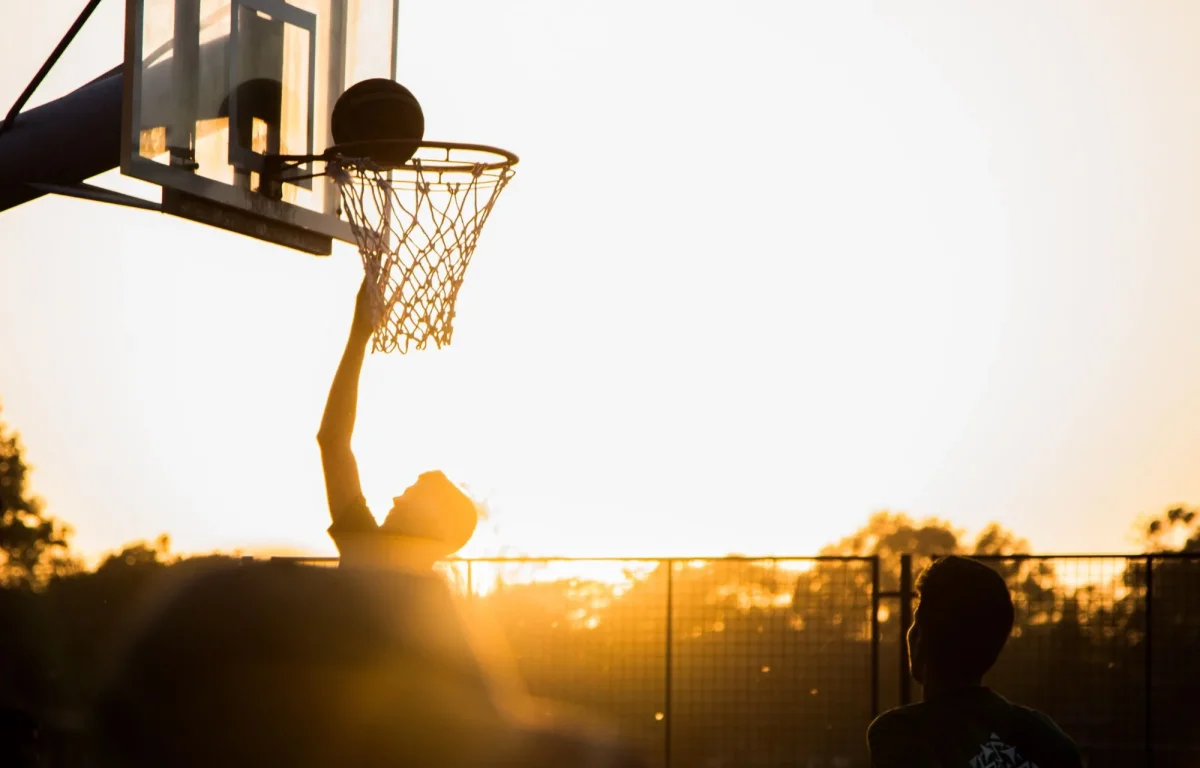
<box><xmin>1145</xmin><ymin>555</ymin><xmax>1154</xmax><ymax>768</ymax></box>
<box><xmin>1</xmin><ymin>0</ymin><xmax>105</xmax><ymax>134</ymax></box>
<box><xmin>390</xmin><ymin>0</ymin><xmax>401</xmax><ymax>81</ymax></box>
<box><xmin>664</xmin><ymin>559</ymin><xmax>674</xmax><ymax>768</ymax></box>
<box><xmin>870</xmin><ymin>556</ymin><xmax>881</xmax><ymax>718</ymax></box>
<box><xmin>898</xmin><ymin>554</ymin><xmax>913</xmax><ymax>706</ymax></box>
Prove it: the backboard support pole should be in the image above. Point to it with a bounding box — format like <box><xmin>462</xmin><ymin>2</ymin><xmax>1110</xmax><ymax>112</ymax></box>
<box><xmin>1</xmin><ymin>0</ymin><xmax>106</xmax><ymax>135</ymax></box>
<box><xmin>27</xmin><ymin>182</ymin><xmax>161</xmax><ymax>212</ymax></box>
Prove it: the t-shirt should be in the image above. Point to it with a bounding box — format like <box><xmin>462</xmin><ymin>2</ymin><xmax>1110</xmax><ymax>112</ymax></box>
<box><xmin>867</xmin><ymin>687</ymin><xmax>1083</xmax><ymax>768</ymax></box>
<box><xmin>327</xmin><ymin>496</ymin><xmax>448</xmax><ymax>572</ymax></box>
<box><xmin>326</xmin><ymin>499</ymin><xmax>528</xmax><ymax>715</ymax></box>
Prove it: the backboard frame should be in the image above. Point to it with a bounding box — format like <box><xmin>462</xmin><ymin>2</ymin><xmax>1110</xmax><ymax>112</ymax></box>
<box><xmin>226</xmin><ymin>0</ymin><xmax>318</xmax><ymax>186</ymax></box>
<box><xmin>119</xmin><ymin>0</ymin><xmax>397</xmax><ymax>253</ymax></box>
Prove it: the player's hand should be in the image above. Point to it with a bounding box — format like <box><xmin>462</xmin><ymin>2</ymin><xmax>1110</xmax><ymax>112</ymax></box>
<box><xmin>351</xmin><ymin>275</ymin><xmax>377</xmax><ymax>338</ymax></box>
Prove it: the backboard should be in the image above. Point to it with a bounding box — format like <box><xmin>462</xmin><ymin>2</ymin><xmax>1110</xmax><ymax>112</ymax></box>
<box><xmin>122</xmin><ymin>0</ymin><xmax>397</xmax><ymax>254</ymax></box>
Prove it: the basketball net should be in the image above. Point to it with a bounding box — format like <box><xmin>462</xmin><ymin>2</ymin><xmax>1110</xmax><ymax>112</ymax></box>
<box><xmin>332</xmin><ymin>155</ymin><xmax>515</xmax><ymax>353</ymax></box>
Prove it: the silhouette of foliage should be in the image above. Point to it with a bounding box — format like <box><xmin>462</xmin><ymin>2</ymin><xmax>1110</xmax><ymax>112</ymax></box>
<box><xmin>1142</xmin><ymin>506</ymin><xmax>1199</xmax><ymax>552</ymax></box>
<box><xmin>0</xmin><ymin>407</ymin><xmax>77</xmax><ymax>589</ymax></box>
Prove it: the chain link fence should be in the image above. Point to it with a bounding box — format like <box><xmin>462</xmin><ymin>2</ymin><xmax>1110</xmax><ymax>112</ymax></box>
<box><xmin>457</xmin><ymin>557</ymin><xmax>879</xmax><ymax>768</ymax></box>
<box><xmin>277</xmin><ymin>553</ymin><xmax>1199</xmax><ymax>768</ymax></box>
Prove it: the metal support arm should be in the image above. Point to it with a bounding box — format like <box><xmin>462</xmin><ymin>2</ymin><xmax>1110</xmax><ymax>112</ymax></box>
<box><xmin>1</xmin><ymin>0</ymin><xmax>106</xmax><ymax>134</ymax></box>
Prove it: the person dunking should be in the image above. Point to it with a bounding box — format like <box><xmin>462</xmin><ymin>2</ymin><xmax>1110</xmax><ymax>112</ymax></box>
<box><xmin>317</xmin><ymin>277</ymin><xmax>478</xmax><ymax>570</ymax></box>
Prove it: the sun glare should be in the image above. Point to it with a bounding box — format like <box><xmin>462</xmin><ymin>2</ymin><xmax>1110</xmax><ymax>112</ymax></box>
<box><xmin>16</xmin><ymin>0</ymin><xmax>1183</xmax><ymax>565</ymax></box>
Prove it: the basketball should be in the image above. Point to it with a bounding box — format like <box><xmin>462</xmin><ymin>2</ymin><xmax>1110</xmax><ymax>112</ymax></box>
<box><xmin>330</xmin><ymin>78</ymin><xmax>425</xmax><ymax>168</ymax></box>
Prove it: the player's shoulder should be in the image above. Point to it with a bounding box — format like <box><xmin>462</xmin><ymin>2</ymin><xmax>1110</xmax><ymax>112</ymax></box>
<box><xmin>867</xmin><ymin>702</ymin><xmax>928</xmax><ymax>743</ymax></box>
<box><xmin>869</xmin><ymin>701</ymin><xmax>927</xmax><ymax>727</ymax></box>
<box><xmin>1003</xmin><ymin>698</ymin><xmax>1084</xmax><ymax>766</ymax></box>
<box><xmin>867</xmin><ymin>702</ymin><xmax>939</xmax><ymax>767</ymax></box>
<box><xmin>998</xmin><ymin>692</ymin><xmax>1070</xmax><ymax>735</ymax></box>
<box><xmin>327</xmin><ymin>496</ymin><xmax>378</xmax><ymax>537</ymax></box>
<box><xmin>1013</xmin><ymin>702</ymin><xmax>1077</xmax><ymax>740</ymax></box>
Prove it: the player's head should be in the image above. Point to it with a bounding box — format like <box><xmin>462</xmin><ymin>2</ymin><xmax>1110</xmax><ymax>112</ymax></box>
<box><xmin>381</xmin><ymin>470</ymin><xmax>479</xmax><ymax>560</ymax></box>
<box><xmin>906</xmin><ymin>555</ymin><xmax>1014</xmax><ymax>686</ymax></box>
<box><xmin>91</xmin><ymin>560</ymin><xmax>513</xmax><ymax>767</ymax></box>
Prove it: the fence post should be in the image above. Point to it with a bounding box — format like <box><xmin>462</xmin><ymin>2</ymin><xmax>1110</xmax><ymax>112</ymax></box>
<box><xmin>899</xmin><ymin>554</ymin><xmax>913</xmax><ymax>706</ymax></box>
<box><xmin>1145</xmin><ymin>555</ymin><xmax>1153</xmax><ymax>768</ymax></box>
<box><xmin>871</xmin><ymin>556</ymin><xmax>881</xmax><ymax>719</ymax></box>
<box><xmin>664</xmin><ymin>559</ymin><xmax>674</xmax><ymax>768</ymax></box>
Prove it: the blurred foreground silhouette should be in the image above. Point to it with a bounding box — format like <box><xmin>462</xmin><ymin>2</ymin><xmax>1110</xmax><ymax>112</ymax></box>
<box><xmin>92</xmin><ymin>560</ymin><xmax>645</xmax><ymax>767</ymax></box>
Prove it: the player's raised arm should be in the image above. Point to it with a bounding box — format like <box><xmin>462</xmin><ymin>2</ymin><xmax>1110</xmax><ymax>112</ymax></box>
<box><xmin>317</xmin><ymin>278</ymin><xmax>375</xmax><ymax>521</ymax></box>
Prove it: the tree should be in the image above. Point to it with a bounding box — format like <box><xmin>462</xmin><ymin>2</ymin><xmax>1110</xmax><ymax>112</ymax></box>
<box><xmin>95</xmin><ymin>534</ymin><xmax>174</xmax><ymax>570</ymax></box>
<box><xmin>815</xmin><ymin>510</ymin><xmax>1022</xmax><ymax>594</ymax></box>
<box><xmin>1141</xmin><ymin>506</ymin><xmax>1199</xmax><ymax>552</ymax></box>
<box><xmin>1125</xmin><ymin>507</ymin><xmax>1200</xmax><ymax>765</ymax></box>
<box><xmin>0</xmin><ymin>406</ymin><xmax>76</xmax><ymax>589</ymax></box>
<box><xmin>821</xmin><ymin>510</ymin><xmax>962</xmax><ymax>560</ymax></box>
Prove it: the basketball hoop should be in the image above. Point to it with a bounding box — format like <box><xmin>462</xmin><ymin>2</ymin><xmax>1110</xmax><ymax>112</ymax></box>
<box><xmin>268</xmin><ymin>139</ymin><xmax>518</xmax><ymax>353</ymax></box>
<box><xmin>331</xmin><ymin>140</ymin><xmax>517</xmax><ymax>354</ymax></box>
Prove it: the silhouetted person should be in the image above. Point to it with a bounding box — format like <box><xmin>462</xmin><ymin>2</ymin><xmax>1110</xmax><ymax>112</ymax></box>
<box><xmin>91</xmin><ymin>560</ymin><xmax>647</xmax><ymax>767</ymax></box>
<box><xmin>318</xmin><ymin>278</ymin><xmax>478</xmax><ymax>571</ymax></box>
<box><xmin>867</xmin><ymin>556</ymin><xmax>1083</xmax><ymax>767</ymax></box>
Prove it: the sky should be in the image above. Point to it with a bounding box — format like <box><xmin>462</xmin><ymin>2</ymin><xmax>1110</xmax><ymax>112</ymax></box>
<box><xmin>2</xmin><ymin>0</ymin><xmax>1200</xmax><ymax>564</ymax></box>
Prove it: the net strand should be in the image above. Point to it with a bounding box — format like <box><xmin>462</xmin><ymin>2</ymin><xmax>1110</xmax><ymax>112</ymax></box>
<box><xmin>334</xmin><ymin>155</ymin><xmax>514</xmax><ymax>354</ymax></box>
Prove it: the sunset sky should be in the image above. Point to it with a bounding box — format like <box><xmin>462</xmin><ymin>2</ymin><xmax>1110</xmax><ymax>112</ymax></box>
<box><xmin>2</xmin><ymin>1</ymin><xmax>1199</xmax><ymax>564</ymax></box>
